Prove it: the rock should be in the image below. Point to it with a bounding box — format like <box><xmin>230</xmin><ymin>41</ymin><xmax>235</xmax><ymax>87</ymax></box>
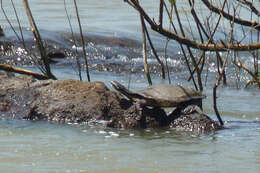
<box><xmin>30</xmin><ymin>79</ymin><xmax>130</xmax><ymax>123</ymax></box>
<box><xmin>108</xmin><ymin>106</ymin><xmax>170</xmax><ymax>129</ymax></box>
<box><xmin>0</xmin><ymin>73</ymin><xmax>130</xmax><ymax>124</ymax></box>
<box><xmin>170</xmin><ymin>111</ymin><xmax>222</xmax><ymax>133</ymax></box>
<box><xmin>0</xmin><ymin>74</ymin><xmax>39</xmax><ymax>119</ymax></box>
<box><xmin>0</xmin><ymin>73</ymin><xmax>222</xmax><ymax>133</ymax></box>
<box><xmin>47</xmin><ymin>51</ymin><xmax>66</xmax><ymax>64</ymax></box>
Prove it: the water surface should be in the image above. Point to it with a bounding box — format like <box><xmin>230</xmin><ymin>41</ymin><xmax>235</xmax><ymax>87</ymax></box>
<box><xmin>0</xmin><ymin>1</ymin><xmax>260</xmax><ymax>173</ymax></box>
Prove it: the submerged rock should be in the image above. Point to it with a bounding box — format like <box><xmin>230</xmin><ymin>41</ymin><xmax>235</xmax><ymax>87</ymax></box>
<box><xmin>0</xmin><ymin>72</ymin><xmax>221</xmax><ymax>133</ymax></box>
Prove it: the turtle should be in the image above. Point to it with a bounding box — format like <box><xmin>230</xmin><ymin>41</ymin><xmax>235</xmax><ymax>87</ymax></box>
<box><xmin>110</xmin><ymin>81</ymin><xmax>206</xmax><ymax>120</ymax></box>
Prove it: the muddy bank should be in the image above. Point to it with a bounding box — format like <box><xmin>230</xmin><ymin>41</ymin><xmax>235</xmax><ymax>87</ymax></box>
<box><xmin>0</xmin><ymin>72</ymin><xmax>221</xmax><ymax>133</ymax></box>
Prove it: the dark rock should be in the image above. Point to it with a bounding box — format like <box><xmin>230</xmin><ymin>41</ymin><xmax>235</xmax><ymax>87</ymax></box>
<box><xmin>170</xmin><ymin>111</ymin><xmax>222</xmax><ymax>133</ymax></box>
<box><xmin>0</xmin><ymin>73</ymin><xmax>130</xmax><ymax>124</ymax></box>
<box><xmin>47</xmin><ymin>51</ymin><xmax>66</xmax><ymax>64</ymax></box>
<box><xmin>108</xmin><ymin>106</ymin><xmax>170</xmax><ymax>129</ymax></box>
<box><xmin>47</xmin><ymin>51</ymin><xmax>66</xmax><ymax>59</ymax></box>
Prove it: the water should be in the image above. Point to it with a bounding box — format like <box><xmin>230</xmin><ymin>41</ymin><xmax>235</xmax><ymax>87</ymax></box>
<box><xmin>1</xmin><ymin>1</ymin><xmax>260</xmax><ymax>172</ymax></box>
<box><xmin>0</xmin><ymin>116</ymin><xmax>260</xmax><ymax>173</ymax></box>
<box><xmin>0</xmin><ymin>0</ymin><xmax>154</xmax><ymax>35</ymax></box>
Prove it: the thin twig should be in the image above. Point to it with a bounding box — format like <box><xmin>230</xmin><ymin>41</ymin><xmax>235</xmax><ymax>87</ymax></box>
<box><xmin>0</xmin><ymin>0</ymin><xmax>20</xmax><ymax>40</ymax></box>
<box><xmin>142</xmin><ymin>21</ymin><xmax>165</xmax><ymax>79</ymax></box>
<box><xmin>64</xmin><ymin>0</ymin><xmax>82</xmax><ymax>81</ymax></box>
<box><xmin>163</xmin><ymin>1</ymin><xmax>198</xmax><ymax>89</ymax></box>
<box><xmin>173</xmin><ymin>2</ymin><xmax>201</xmax><ymax>90</ymax></box>
<box><xmin>125</xmin><ymin>0</ymin><xmax>260</xmax><ymax>51</ymax></box>
<box><xmin>140</xmin><ymin>9</ymin><xmax>152</xmax><ymax>85</ymax></box>
<box><xmin>1</xmin><ymin>0</ymin><xmax>44</xmax><ymax>74</ymax></box>
<box><xmin>201</xmin><ymin>0</ymin><xmax>260</xmax><ymax>31</ymax></box>
<box><xmin>164</xmin><ymin>38</ymin><xmax>171</xmax><ymax>84</ymax></box>
<box><xmin>73</xmin><ymin>0</ymin><xmax>90</xmax><ymax>82</ymax></box>
<box><xmin>159</xmin><ymin>0</ymin><xmax>164</xmax><ymax>27</ymax></box>
<box><xmin>22</xmin><ymin>0</ymin><xmax>56</xmax><ymax>80</ymax></box>
<box><xmin>213</xmin><ymin>52</ymin><xmax>229</xmax><ymax>126</ymax></box>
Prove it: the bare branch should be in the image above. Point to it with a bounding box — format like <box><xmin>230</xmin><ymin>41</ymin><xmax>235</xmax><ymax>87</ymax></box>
<box><xmin>238</xmin><ymin>0</ymin><xmax>260</xmax><ymax>17</ymax></box>
<box><xmin>125</xmin><ymin>0</ymin><xmax>260</xmax><ymax>52</ymax></box>
<box><xmin>73</xmin><ymin>0</ymin><xmax>90</xmax><ymax>82</ymax></box>
<box><xmin>0</xmin><ymin>64</ymin><xmax>49</xmax><ymax>80</ymax></box>
<box><xmin>201</xmin><ymin>0</ymin><xmax>260</xmax><ymax>31</ymax></box>
<box><xmin>22</xmin><ymin>0</ymin><xmax>56</xmax><ymax>80</ymax></box>
<box><xmin>140</xmin><ymin>12</ymin><xmax>152</xmax><ymax>85</ymax></box>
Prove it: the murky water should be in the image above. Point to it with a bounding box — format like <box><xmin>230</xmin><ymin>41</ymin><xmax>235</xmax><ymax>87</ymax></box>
<box><xmin>1</xmin><ymin>0</ymin><xmax>260</xmax><ymax>172</ymax></box>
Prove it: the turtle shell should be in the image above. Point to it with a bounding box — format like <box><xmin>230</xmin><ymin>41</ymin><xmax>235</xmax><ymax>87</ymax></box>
<box><xmin>137</xmin><ymin>84</ymin><xmax>205</xmax><ymax>107</ymax></box>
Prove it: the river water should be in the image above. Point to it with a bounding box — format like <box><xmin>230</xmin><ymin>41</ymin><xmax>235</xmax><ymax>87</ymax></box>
<box><xmin>0</xmin><ymin>0</ymin><xmax>260</xmax><ymax>172</ymax></box>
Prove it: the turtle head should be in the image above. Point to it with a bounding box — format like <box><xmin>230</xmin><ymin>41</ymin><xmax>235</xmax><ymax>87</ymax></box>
<box><xmin>110</xmin><ymin>81</ymin><xmax>138</xmax><ymax>101</ymax></box>
<box><xmin>110</xmin><ymin>81</ymin><xmax>127</xmax><ymax>92</ymax></box>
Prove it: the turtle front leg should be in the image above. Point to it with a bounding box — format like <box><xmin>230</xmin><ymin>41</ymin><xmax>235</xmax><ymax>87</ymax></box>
<box><xmin>168</xmin><ymin>106</ymin><xmax>183</xmax><ymax>121</ymax></box>
<box><xmin>169</xmin><ymin>99</ymin><xmax>204</xmax><ymax>122</ymax></box>
<box><xmin>135</xmin><ymin>99</ymin><xmax>147</xmax><ymax>128</ymax></box>
<box><xmin>135</xmin><ymin>99</ymin><xmax>147</xmax><ymax>119</ymax></box>
<box><xmin>197</xmin><ymin>99</ymin><xmax>203</xmax><ymax>111</ymax></box>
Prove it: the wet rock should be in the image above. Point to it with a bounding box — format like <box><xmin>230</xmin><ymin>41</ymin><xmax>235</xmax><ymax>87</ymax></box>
<box><xmin>0</xmin><ymin>74</ymin><xmax>39</xmax><ymax>119</ymax></box>
<box><xmin>0</xmin><ymin>73</ymin><xmax>128</xmax><ymax>123</ymax></box>
<box><xmin>47</xmin><ymin>51</ymin><xmax>66</xmax><ymax>64</ymax></box>
<box><xmin>79</xmin><ymin>34</ymin><xmax>142</xmax><ymax>48</ymax></box>
<box><xmin>170</xmin><ymin>111</ymin><xmax>222</xmax><ymax>133</ymax></box>
<box><xmin>32</xmin><ymin>80</ymin><xmax>130</xmax><ymax>123</ymax></box>
<box><xmin>92</xmin><ymin>63</ymin><xmax>128</xmax><ymax>73</ymax></box>
<box><xmin>0</xmin><ymin>72</ymin><xmax>221</xmax><ymax>133</ymax></box>
<box><xmin>108</xmin><ymin>106</ymin><xmax>170</xmax><ymax>129</ymax></box>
